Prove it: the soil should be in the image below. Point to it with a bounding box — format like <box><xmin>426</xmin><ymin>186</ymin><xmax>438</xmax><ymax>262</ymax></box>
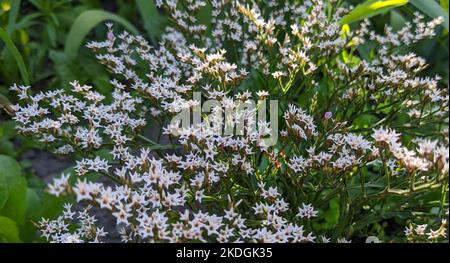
<box><xmin>21</xmin><ymin>150</ymin><xmax>74</xmax><ymax>182</ymax></box>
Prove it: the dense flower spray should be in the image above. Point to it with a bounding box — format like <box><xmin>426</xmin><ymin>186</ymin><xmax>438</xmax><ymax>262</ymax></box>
<box><xmin>10</xmin><ymin>0</ymin><xmax>449</xmax><ymax>243</ymax></box>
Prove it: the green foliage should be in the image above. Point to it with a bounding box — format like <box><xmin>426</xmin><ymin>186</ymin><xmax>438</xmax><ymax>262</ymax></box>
<box><xmin>410</xmin><ymin>0</ymin><xmax>449</xmax><ymax>29</ymax></box>
<box><xmin>65</xmin><ymin>9</ymin><xmax>138</xmax><ymax>59</ymax></box>
<box><xmin>136</xmin><ymin>0</ymin><xmax>165</xmax><ymax>43</ymax></box>
<box><xmin>0</xmin><ymin>27</ymin><xmax>29</xmax><ymax>85</ymax></box>
<box><xmin>0</xmin><ymin>0</ymin><xmax>448</xmax><ymax>243</ymax></box>
<box><xmin>339</xmin><ymin>0</ymin><xmax>409</xmax><ymax>25</ymax></box>
<box><xmin>0</xmin><ymin>216</ymin><xmax>21</xmax><ymax>242</ymax></box>
<box><xmin>443</xmin><ymin>0</ymin><xmax>449</xmax><ymax>13</ymax></box>
<box><xmin>0</xmin><ymin>155</ymin><xmax>25</xmax><ymax>241</ymax></box>
<box><xmin>6</xmin><ymin>0</ymin><xmax>20</xmax><ymax>35</ymax></box>
<box><xmin>0</xmin><ymin>154</ymin><xmax>74</xmax><ymax>242</ymax></box>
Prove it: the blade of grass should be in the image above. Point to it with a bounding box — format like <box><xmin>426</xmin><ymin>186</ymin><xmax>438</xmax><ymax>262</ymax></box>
<box><xmin>339</xmin><ymin>0</ymin><xmax>409</xmax><ymax>25</ymax></box>
<box><xmin>0</xmin><ymin>27</ymin><xmax>30</xmax><ymax>85</ymax></box>
<box><xmin>11</xmin><ymin>13</ymin><xmax>42</xmax><ymax>32</ymax></box>
<box><xmin>6</xmin><ymin>0</ymin><xmax>21</xmax><ymax>35</ymax></box>
<box><xmin>64</xmin><ymin>9</ymin><xmax>139</xmax><ymax>59</ymax></box>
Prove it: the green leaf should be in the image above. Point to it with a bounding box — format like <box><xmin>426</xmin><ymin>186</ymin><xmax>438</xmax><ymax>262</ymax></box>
<box><xmin>197</xmin><ymin>1</ymin><xmax>212</xmax><ymax>30</ymax></box>
<box><xmin>0</xmin><ymin>155</ymin><xmax>21</xmax><ymax>179</ymax></box>
<box><xmin>20</xmin><ymin>188</ymin><xmax>42</xmax><ymax>242</ymax></box>
<box><xmin>25</xmin><ymin>188</ymin><xmax>41</xmax><ymax>217</ymax></box>
<box><xmin>0</xmin><ymin>141</ymin><xmax>17</xmax><ymax>158</ymax></box>
<box><xmin>40</xmin><ymin>193</ymin><xmax>73</xmax><ymax>219</ymax></box>
<box><xmin>442</xmin><ymin>0</ymin><xmax>449</xmax><ymax>13</ymax></box>
<box><xmin>0</xmin><ymin>173</ymin><xmax>8</xmax><ymax>210</ymax></box>
<box><xmin>0</xmin><ymin>174</ymin><xmax>27</xmax><ymax>224</ymax></box>
<box><xmin>324</xmin><ymin>198</ymin><xmax>340</xmax><ymax>227</ymax></box>
<box><xmin>390</xmin><ymin>10</ymin><xmax>406</xmax><ymax>31</ymax></box>
<box><xmin>0</xmin><ymin>27</ymin><xmax>30</xmax><ymax>85</ymax></box>
<box><xmin>46</xmin><ymin>23</ymin><xmax>57</xmax><ymax>48</ymax></box>
<box><xmin>339</xmin><ymin>0</ymin><xmax>409</xmax><ymax>25</ymax></box>
<box><xmin>49</xmin><ymin>50</ymin><xmax>77</xmax><ymax>84</ymax></box>
<box><xmin>6</xmin><ymin>0</ymin><xmax>21</xmax><ymax>35</ymax></box>
<box><xmin>410</xmin><ymin>0</ymin><xmax>449</xmax><ymax>29</ymax></box>
<box><xmin>9</xmin><ymin>13</ymin><xmax>42</xmax><ymax>32</ymax></box>
<box><xmin>64</xmin><ymin>9</ymin><xmax>139</xmax><ymax>59</ymax></box>
<box><xmin>0</xmin><ymin>121</ymin><xmax>16</xmax><ymax>142</ymax></box>
<box><xmin>0</xmin><ymin>155</ymin><xmax>26</xmax><ymax>224</ymax></box>
<box><xmin>136</xmin><ymin>0</ymin><xmax>165</xmax><ymax>44</ymax></box>
<box><xmin>0</xmin><ymin>216</ymin><xmax>21</xmax><ymax>243</ymax></box>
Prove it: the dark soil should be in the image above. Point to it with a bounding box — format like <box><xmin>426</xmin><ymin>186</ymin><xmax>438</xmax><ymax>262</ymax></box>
<box><xmin>21</xmin><ymin>150</ymin><xmax>74</xmax><ymax>182</ymax></box>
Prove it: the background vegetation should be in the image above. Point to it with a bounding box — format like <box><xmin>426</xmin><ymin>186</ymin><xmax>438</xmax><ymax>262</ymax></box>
<box><xmin>0</xmin><ymin>0</ymin><xmax>448</xmax><ymax>242</ymax></box>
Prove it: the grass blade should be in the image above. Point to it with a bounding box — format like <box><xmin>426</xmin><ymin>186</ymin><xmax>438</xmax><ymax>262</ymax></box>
<box><xmin>64</xmin><ymin>9</ymin><xmax>139</xmax><ymax>59</ymax></box>
<box><xmin>410</xmin><ymin>0</ymin><xmax>449</xmax><ymax>29</ymax></box>
<box><xmin>339</xmin><ymin>0</ymin><xmax>409</xmax><ymax>25</ymax></box>
<box><xmin>0</xmin><ymin>27</ymin><xmax>30</xmax><ymax>85</ymax></box>
<box><xmin>7</xmin><ymin>0</ymin><xmax>21</xmax><ymax>35</ymax></box>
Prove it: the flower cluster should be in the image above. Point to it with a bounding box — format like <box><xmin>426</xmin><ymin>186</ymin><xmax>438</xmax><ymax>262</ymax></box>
<box><xmin>404</xmin><ymin>210</ymin><xmax>448</xmax><ymax>243</ymax></box>
<box><xmin>10</xmin><ymin>0</ymin><xmax>449</xmax><ymax>243</ymax></box>
<box><xmin>38</xmin><ymin>204</ymin><xmax>107</xmax><ymax>243</ymax></box>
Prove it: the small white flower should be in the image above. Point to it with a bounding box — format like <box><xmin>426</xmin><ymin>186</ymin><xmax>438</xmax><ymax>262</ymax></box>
<box><xmin>297</xmin><ymin>203</ymin><xmax>318</xmax><ymax>219</ymax></box>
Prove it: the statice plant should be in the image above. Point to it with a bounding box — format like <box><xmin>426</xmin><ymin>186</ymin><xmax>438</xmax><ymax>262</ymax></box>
<box><xmin>9</xmin><ymin>0</ymin><xmax>449</xmax><ymax>243</ymax></box>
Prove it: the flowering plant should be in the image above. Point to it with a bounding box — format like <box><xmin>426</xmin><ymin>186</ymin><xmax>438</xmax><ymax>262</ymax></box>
<box><xmin>7</xmin><ymin>0</ymin><xmax>449</xmax><ymax>243</ymax></box>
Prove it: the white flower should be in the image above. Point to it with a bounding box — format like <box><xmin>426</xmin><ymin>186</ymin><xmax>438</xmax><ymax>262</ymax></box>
<box><xmin>112</xmin><ymin>204</ymin><xmax>132</xmax><ymax>226</ymax></box>
<box><xmin>73</xmin><ymin>179</ymin><xmax>93</xmax><ymax>202</ymax></box>
<box><xmin>48</xmin><ymin>173</ymin><xmax>71</xmax><ymax>197</ymax></box>
<box><xmin>415</xmin><ymin>224</ymin><xmax>428</xmax><ymax>235</ymax></box>
<box><xmin>296</xmin><ymin>203</ymin><xmax>318</xmax><ymax>219</ymax></box>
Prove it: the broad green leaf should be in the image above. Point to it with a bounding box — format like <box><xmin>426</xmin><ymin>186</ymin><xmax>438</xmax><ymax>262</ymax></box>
<box><xmin>442</xmin><ymin>0</ymin><xmax>449</xmax><ymax>13</ymax></box>
<box><xmin>136</xmin><ymin>0</ymin><xmax>165</xmax><ymax>43</ymax></box>
<box><xmin>0</xmin><ymin>215</ymin><xmax>21</xmax><ymax>243</ymax></box>
<box><xmin>0</xmin><ymin>155</ymin><xmax>21</xmax><ymax>179</ymax></box>
<box><xmin>0</xmin><ymin>27</ymin><xmax>30</xmax><ymax>85</ymax></box>
<box><xmin>339</xmin><ymin>0</ymin><xmax>409</xmax><ymax>25</ymax></box>
<box><xmin>390</xmin><ymin>10</ymin><xmax>407</xmax><ymax>31</ymax></box>
<box><xmin>0</xmin><ymin>174</ymin><xmax>27</xmax><ymax>224</ymax></box>
<box><xmin>64</xmin><ymin>9</ymin><xmax>139</xmax><ymax>59</ymax></box>
<box><xmin>20</xmin><ymin>188</ymin><xmax>41</xmax><ymax>242</ymax></box>
<box><xmin>40</xmin><ymin>193</ymin><xmax>73</xmax><ymax>219</ymax></box>
<box><xmin>0</xmin><ymin>155</ymin><xmax>26</xmax><ymax>224</ymax></box>
<box><xmin>25</xmin><ymin>188</ymin><xmax>41</xmax><ymax>217</ymax></box>
<box><xmin>0</xmin><ymin>142</ymin><xmax>16</xmax><ymax>158</ymax></box>
<box><xmin>0</xmin><ymin>121</ymin><xmax>16</xmax><ymax>142</ymax></box>
<box><xmin>410</xmin><ymin>0</ymin><xmax>449</xmax><ymax>29</ymax></box>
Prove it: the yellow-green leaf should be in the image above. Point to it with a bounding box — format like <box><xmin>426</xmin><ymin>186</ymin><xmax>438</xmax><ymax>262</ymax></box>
<box><xmin>0</xmin><ymin>216</ymin><xmax>21</xmax><ymax>243</ymax></box>
<box><xmin>339</xmin><ymin>0</ymin><xmax>409</xmax><ymax>25</ymax></box>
